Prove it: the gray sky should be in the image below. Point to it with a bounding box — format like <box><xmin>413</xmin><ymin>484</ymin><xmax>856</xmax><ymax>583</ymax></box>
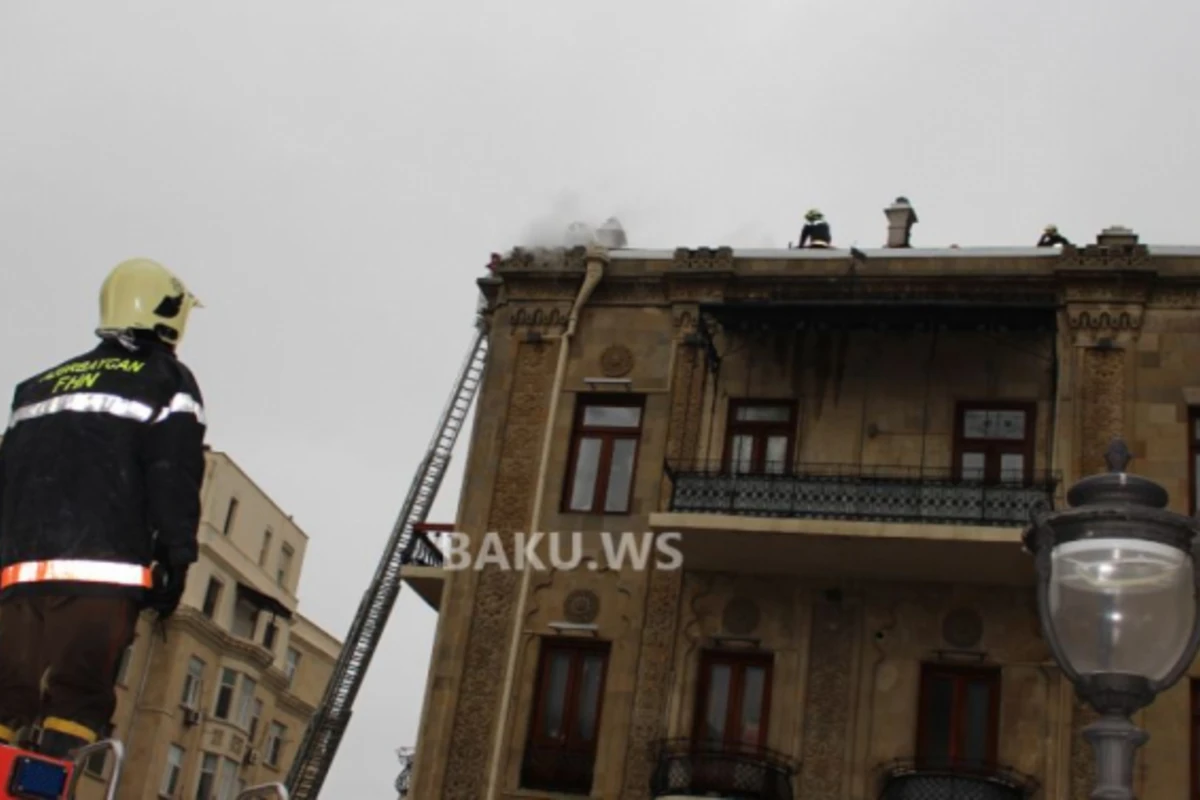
<box><xmin>2</xmin><ymin>1</ymin><xmax>1198</xmax><ymax>794</ymax></box>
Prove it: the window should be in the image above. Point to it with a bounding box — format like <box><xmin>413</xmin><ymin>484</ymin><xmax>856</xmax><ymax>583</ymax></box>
<box><xmin>263</xmin><ymin>620</ymin><xmax>278</xmax><ymax>652</ymax></box>
<box><xmin>916</xmin><ymin>664</ymin><xmax>1001</xmax><ymax>767</ymax></box>
<box><xmin>222</xmin><ymin>497</ymin><xmax>239</xmax><ymax>535</ymax></box>
<box><xmin>235</xmin><ymin>678</ymin><xmax>257</xmax><ymax>730</ymax></box>
<box><xmin>563</xmin><ymin>395</ymin><xmax>644</xmax><ymax>514</ymax></box>
<box><xmin>217</xmin><ymin>756</ymin><xmax>240</xmax><ymax>799</ymax></box>
<box><xmin>213</xmin><ymin>668</ymin><xmax>238</xmax><ymax>720</ymax></box>
<box><xmin>195</xmin><ymin>753</ymin><xmax>218</xmax><ymax>800</ymax></box>
<box><xmin>248</xmin><ymin>698</ymin><xmax>263</xmax><ymax>742</ymax></box>
<box><xmin>259</xmin><ymin>528</ymin><xmax>273</xmax><ymax>566</ymax></box>
<box><xmin>693</xmin><ymin>650</ymin><xmax>773</xmax><ymax>747</ymax></box>
<box><xmin>265</xmin><ymin>722</ymin><xmax>286</xmax><ymax>767</ymax></box>
<box><xmin>202</xmin><ymin>577</ymin><xmax>223</xmax><ymax>619</ymax></box>
<box><xmin>232</xmin><ymin>598</ymin><xmax>259</xmax><ymax>640</ymax></box>
<box><xmin>953</xmin><ymin>402</ymin><xmax>1035</xmax><ymax>484</ymax></box>
<box><xmin>277</xmin><ymin>544</ymin><xmax>294</xmax><ymax>589</ymax></box>
<box><xmin>84</xmin><ymin>748</ymin><xmax>106</xmax><ymax>777</ymax></box>
<box><xmin>1190</xmin><ymin>410</ymin><xmax>1200</xmax><ymax>515</ymax></box>
<box><xmin>115</xmin><ymin>644</ymin><xmax>133</xmax><ymax>686</ymax></box>
<box><xmin>285</xmin><ymin>648</ymin><xmax>301</xmax><ymax>687</ymax></box>
<box><xmin>521</xmin><ymin>639</ymin><xmax>610</xmax><ymax>793</ymax></box>
<box><xmin>181</xmin><ymin>656</ymin><xmax>205</xmax><ymax>708</ymax></box>
<box><xmin>160</xmin><ymin>744</ymin><xmax>185</xmax><ymax>797</ymax></box>
<box><xmin>724</xmin><ymin>400</ymin><xmax>796</xmax><ymax>475</ymax></box>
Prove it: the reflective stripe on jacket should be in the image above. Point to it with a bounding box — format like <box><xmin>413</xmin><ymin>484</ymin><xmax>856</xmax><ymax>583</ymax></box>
<box><xmin>0</xmin><ymin>336</ymin><xmax>207</xmax><ymax>600</ymax></box>
<box><xmin>0</xmin><ymin>560</ymin><xmax>153</xmax><ymax>590</ymax></box>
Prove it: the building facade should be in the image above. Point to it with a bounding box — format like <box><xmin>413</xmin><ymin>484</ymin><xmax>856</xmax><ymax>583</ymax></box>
<box><xmin>77</xmin><ymin>449</ymin><xmax>341</xmax><ymax>800</ymax></box>
<box><xmin>403</xmin><ymin>217</ymin><xmax>1200</xmax><ymax>799</ymax></box>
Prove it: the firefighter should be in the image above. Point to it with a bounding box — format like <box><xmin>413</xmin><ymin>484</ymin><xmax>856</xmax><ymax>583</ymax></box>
<box><xmin>0</xmin><ymin>258</ymin><xmax>207</xmax><ymax>758</ymax></box>
<box><xmin>1038</xmin><ymin>225</ymin><xmax>1071</xmax><ymax>247</ymax></box>
<box><xmin>799</xmin><ymin>209</ymin><xmax>832</xmax><ymax>248</ymax></box>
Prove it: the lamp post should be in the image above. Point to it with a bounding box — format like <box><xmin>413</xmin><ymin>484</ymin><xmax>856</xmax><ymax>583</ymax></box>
<box><xmin>1024</xmin><ymin>438</ymin><xmax>1200</xmax><ymax>799</ymax></box>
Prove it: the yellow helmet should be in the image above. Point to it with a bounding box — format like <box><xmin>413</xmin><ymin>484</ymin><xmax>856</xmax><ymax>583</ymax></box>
<box><xmin>806</xmin><ymin>208</ymin><xmax>824</xmax><ymax>222</ymax></box>
<box><xmin>98</xmin><ymin>258</ymin><xmax>201</xmax><ymax>346</ymax></box>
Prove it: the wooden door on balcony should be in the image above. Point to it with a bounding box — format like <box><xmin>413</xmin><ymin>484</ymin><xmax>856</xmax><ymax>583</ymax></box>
<box><xmin>953</xmin><ymin>402</ymin><xmax>1035</xmax><ymax>485</ymax></box>
<box><xmin>916</xmin><ymin>664</ymin><xmax>1000</xmax><ymax>771</ymax></box>
<box><xmin>724</xmin><ymin>400</ymin><xmax>796</xmax><ymax>475</ymax></box>
<box><xmin>522</xmin><ymin>639</ymin><xmax>610</xmax><ymax>794</ymax></box>
<box><xmin>692</xmin><ymin>650</ymin><xmax>773</xmax><ymax>792</ymax></box>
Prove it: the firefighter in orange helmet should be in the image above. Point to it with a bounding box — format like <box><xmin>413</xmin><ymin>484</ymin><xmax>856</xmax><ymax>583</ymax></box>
<box><xmin>0</xmin><ymin>259</ymin><xmax>207</xmax><ymax>757</ymax></box>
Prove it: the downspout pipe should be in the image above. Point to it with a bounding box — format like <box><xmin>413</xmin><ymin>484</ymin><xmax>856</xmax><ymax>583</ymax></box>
<box><xmin>484</xmin><ymin>243</ymin><xmax>608</xmax><ymax>800</ymax></box>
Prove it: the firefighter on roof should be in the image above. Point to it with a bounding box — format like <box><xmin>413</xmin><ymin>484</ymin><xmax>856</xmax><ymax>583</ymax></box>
<box><xmin>799</xmin><ymin>209</ymin><xmax>832</xmax><ymax>248</ymax></box>
<box><xmin>1038</xmin><ymin>225</ymin><xmax>1071</xmax><ymax>247</ymax></box>
<box><xmin>0</xmin><ymin>258</ymin><xmax>207</xmax><ymax>758</ymax></box>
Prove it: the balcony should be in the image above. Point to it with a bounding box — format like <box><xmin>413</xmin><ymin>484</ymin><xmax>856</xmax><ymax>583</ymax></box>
<box><xmin>666</xmin><ymin>462</ymin><xmax>1055</xmax><ymax>528</ymax></box>
<box><xmin>652</xmin><ymin>464</ymin><xmax>1057</xmax><ymax>585</ymax></box>
<box><xmin>650</xmin><ymin>739</ymin><xmax>796</xmax><ymax>800</ymax></box>
<box><xmin>877</xmin><ymin>758</ymin><xmax>1039</xmax><ymax>800</ymax></box>
<box><xmin>399</xmin><ymin>523</ymin><xmax>449</xmax><ymax>611</ymax></box>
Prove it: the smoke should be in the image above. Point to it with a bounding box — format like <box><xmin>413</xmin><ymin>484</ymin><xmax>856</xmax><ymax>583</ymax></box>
<box><xmin>514</xmin><ymin>190</ymin><xmax>632</xmax><ymax>249</ymax></box>
<box><xmin>518</xmin><ymin>190</ymin><xmax>589</xmax><ymax>249</ymax></box>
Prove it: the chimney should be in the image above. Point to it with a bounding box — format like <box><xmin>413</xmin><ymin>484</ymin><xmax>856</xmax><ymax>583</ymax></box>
<box><xmin>1096</xmin><ymin>225</ymin><xmax>1139</xmax><ymax>247</ymax></box>
<box><xmin>595</xmin><ymin>217</ymin><xmax>627</xmax><ymax>249</ymax></box>
<box><xmin>884</xmin><ymin>197</ymin><xmax>917</xmax><ymax>248</ymax></box>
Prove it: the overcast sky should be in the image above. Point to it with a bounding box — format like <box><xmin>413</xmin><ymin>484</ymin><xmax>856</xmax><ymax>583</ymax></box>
<box><xmin>3</xmin><ymin>1</ymin><xmax>1199</xmax><ymax>795</ymax></box>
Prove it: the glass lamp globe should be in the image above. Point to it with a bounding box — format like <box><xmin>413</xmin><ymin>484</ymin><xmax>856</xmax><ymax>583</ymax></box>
<box><xmin>1049</xmin><ymin>536</ymin><xmax>1195</xmax><ymax>681</ymax></box>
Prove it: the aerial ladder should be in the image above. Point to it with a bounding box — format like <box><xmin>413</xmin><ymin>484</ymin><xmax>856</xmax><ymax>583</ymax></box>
<box><xmin>284</xmin><ymin>306</ymin><xmax>490</xmax><ymax>799</ymax></box>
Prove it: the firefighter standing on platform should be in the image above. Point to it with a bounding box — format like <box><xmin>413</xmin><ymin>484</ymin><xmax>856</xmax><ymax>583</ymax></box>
<box><xmin>0</xmin><ymin>258</ymin><xmax>207</xmax><ymax>758</ymax></box>
<box><xmin>798</xmin><ymin>208</ymin><xmax>832</xmax><ymax>248</ymax></box>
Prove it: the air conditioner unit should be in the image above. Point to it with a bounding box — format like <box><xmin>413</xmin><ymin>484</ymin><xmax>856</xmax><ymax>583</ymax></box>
<box><xmin>182</xmin><ymin>707</ymin><xmax>202</xmax><ymax>726</ymax></box>
<box><xmin>244</xmin><ymin>749</ymin><xmax>259</xmax><ymax>766</ymax></box>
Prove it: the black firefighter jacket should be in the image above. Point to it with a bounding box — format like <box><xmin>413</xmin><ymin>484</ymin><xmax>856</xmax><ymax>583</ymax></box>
<box><xmin>0</xmin><ymin>336</ymin><xmax>207</xmax><ymax>601</ymax></box>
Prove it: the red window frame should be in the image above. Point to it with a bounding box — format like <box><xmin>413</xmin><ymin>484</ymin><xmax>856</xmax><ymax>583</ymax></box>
<box><xmin>561</xmin><ymin>394</ymin><xmax>645</xmax><ymax>515</ymax></box>
<box><xmin>722</xmin><ymin>400</ymin><xmax>797</xmax><ymax>475</ymax></box>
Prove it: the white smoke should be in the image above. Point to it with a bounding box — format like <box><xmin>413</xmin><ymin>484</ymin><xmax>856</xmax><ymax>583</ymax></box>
<box><xmin>516</xmin><ymin>191</ymin><xmax>630</xmax><ymax>249</ymax></box>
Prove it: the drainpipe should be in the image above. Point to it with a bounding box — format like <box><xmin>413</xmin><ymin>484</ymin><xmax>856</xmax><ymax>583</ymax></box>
<box><xmin>484</xmin><ymin>243</ymin><xmax>608</xmax><ymax>800</ymax></box>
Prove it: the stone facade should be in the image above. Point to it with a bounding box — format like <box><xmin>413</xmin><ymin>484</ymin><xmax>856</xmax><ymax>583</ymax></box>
<box><xmin>408</xmin><ymin>234</ymin><xmax>1200</xmax><ymax>799</ymax></box>
<box><xmin>75</xmin><ymin>451</ymin><xmax>340</xmax><ymax>800</ymax></box>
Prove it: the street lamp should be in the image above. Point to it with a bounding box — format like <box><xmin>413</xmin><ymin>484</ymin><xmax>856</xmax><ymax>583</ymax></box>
<box><xmin>1024</xmin><ymin>438</ymin><xmax>1200</xmax><ymax>800</ymax></box>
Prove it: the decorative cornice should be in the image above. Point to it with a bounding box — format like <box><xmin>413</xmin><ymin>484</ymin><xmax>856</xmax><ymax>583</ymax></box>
<box><xmin>493</xmin><ymin>246</ymin><xmax>587</xmax><ymax>274</ymax></box>
<box><xmin>507</xmin><ymin>305</ymin><xmax>570</xmax><ymax>331</ymax></box>
<box><xmin>170</xmin><ymin>607</ymin><xmax>277</xmax><ymax>672</ymax></box>
<box><xmin>1059</xmin><ymin>242</ymin><xmax>1152</xmax><ymax>271</ymax></box>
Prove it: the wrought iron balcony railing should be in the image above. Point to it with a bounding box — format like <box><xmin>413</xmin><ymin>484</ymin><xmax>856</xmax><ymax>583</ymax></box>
<box><xmin>650</xmin><ymin>738</ymin><xmax>797</xmax><ymax>800</ymax></box>
<box><xmin>666</xmin><ymin>462</ymin><xmax>1058</xmax><ymax>528</ymax></box>
<box><xmin>877</xmin><ymin>757</ymin><xmax>1040</xmax><ymax>800</ymax></box>
<box><xmin>404</xmin><ymin>530</ymin><xmax>445</xmax><ymax>568</ymax></box>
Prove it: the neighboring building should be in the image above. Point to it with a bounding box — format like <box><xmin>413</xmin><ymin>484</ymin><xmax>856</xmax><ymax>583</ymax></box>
<box><xmin>77</xmin><ymin>449</ymin><xmax>341</xmax><ymax>800</ymax></box>
<box><xmin>401</xmin><ymin>214</ymin><xmax>1200</xmax><ymax>799</ymax></box>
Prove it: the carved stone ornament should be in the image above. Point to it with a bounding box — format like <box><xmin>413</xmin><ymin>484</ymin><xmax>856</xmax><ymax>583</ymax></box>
<box><xmin>721</xmin><ymin>596</ymin><xmax>761</xmax><ymax>636</ymax></box>
<box><xmin>442</xmin><ymin>341</ymin><xmax>554</xmax><ymax>796</ymax></box>
<box><xmin>508</xmin><ymin>305</ymin><xmax>569</xmax><ymax>331</ymax></box>
<box><xmin>1065</xmin><ymin>302</ymin><xmax>1145</xmax><ymax>346</ymax></box>
<box><xmin>941</xmin><ymin>607</ymin><xmax>984</xmax><ymax>649</ymax></box>
<box><xmin>563</xmin><ymin>589</ymin><xmax>600</xmax><ymax>624</ymax></box>
<box><xmin>599</xmin><ymin>344</ymin><xmax>634</xmax><ymax>378</ymax></box>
